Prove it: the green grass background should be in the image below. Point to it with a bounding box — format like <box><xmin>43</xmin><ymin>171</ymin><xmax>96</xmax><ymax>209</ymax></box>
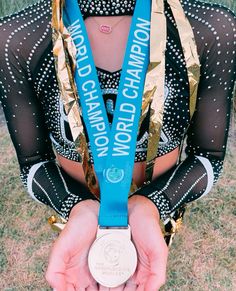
<box><xmin>0</xmin><ymin>0</ymin><xmax>235</xmax><ymax>290</ymax></box>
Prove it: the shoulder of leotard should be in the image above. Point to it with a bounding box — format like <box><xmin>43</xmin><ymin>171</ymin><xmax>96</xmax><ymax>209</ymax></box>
<box><xmin>0</xmin><ymin>0</ymin><xmax>52</xmax><ymax>34</ymax></box>
<box><xmin>181</xmin><ymin>0</ymin><xmax>235</xmax><ymax>53</ymax></box>
<box><xmin>0</xmin><ymin>0</ymin><xmax>52</xmax><ymax>66</ymax></box>
<box><xmin>182</xmin><ymin>0</ymin><xmax>236</xmax><ymax>23</ymax></box>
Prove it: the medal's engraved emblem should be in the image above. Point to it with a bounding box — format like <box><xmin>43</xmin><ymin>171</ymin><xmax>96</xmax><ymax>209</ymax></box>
<box><xmin>105</xmin><ymin>167</ymin><xmax>125</xmax><ymax>183</ymax></box>
<box><xmin>104</xmin><ymin>241</ymin><xmax>121</xmax><ymax>265</ymax></box>
<box><xmin>88</xmin><ymin>232</ymin><xmax>137</xmax><ymax>288</ymax></box>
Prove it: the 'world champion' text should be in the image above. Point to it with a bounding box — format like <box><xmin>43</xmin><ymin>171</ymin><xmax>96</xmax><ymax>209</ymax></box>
<box><xmin>68</xmin><ymin>17</ymin><xmax>150</xmax><ymax>157</ymax></box>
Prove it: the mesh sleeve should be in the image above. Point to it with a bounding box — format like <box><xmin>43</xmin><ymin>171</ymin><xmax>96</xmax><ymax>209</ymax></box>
<box><xmin>133</xmin><ymin>3</ymin><xmax>236</xmax><ymax>220</ymax></box>
<box><xmin>0</xmin><ymin>0</ymin><xmax>96</xmax><ymax>219</ymax></box>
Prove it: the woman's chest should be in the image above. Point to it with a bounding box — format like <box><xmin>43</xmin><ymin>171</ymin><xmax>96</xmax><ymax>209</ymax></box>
<box><xmin>35</xmin><ymin>48</ymin><xmax>190</xmax><ymax>162</ymax></box>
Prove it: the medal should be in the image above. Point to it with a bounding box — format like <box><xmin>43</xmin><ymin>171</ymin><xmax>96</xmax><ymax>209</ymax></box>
<box><xmin>62</xmin><ymin>0</ymin><xmax>150</xmax><ymax>287</ymax></box>
<box><xmin>88</xmin><ymin>226</ymin><xmax>137</xmax><ymax>288</ymax></box>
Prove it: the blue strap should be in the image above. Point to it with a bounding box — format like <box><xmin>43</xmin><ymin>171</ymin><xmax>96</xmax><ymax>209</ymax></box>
<box><xmin>63</xmin><ymin>0</ymin><xmax>151</xmax><ymax>227</ymax></box>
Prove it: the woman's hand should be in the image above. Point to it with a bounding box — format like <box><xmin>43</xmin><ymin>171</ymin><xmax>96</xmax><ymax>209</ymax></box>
<box><xmin>46</xmin><ymin>199</ymin><xmax>99</xmax><ymax>291</ymax></box>
<box><xmin>124</xmin><ymin>195</ymin><xmax>168</xmax><ymax>291</ymax></box>
<box><xmin>45</xmin><ymin>196</ymin><xmax>168</xmax><ymax>291</ymax></box>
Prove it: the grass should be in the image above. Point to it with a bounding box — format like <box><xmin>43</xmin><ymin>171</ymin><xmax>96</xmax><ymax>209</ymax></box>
<box><xmin>0</xmin><ymin>0</ymin><xmax>38</xmax><ymax>16</ymax></box>
<box><xmin>0</xmin><ymin>0</ymin><xmax>236</xmax><ymax>290</ymax></box>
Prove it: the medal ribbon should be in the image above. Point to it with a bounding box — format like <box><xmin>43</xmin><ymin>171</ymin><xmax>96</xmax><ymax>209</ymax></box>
<box><xmin>52</xmin><ymin>0</ymin><xmax>200</xmax><ymax>224</ymax></box>
<box><xmin>63</xmin><ymin>0</ymin><xmax>151</xmax><ymax>227</ymax></box>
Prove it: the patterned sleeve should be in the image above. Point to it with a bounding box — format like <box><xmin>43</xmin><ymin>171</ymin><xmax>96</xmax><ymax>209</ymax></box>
<box><xmin>0</xmin><ymin>0</ymin><xmax>96</xmax><ymax>220</ymax></box>
<box><xmin>132</xmin><ymin>2</ymin><xmax>236</xmax><ymax>220</ymax></box>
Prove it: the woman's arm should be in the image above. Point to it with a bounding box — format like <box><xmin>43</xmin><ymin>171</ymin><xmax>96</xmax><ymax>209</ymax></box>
<box><xmin>0</xmin><ymin>1</ymin><xmax>96</xmax><ymax>219</ymax></box>
<box><xmin>131</xmin><ymin>3</ymin><xmax>236</xmax><ymax>220</ymax></box>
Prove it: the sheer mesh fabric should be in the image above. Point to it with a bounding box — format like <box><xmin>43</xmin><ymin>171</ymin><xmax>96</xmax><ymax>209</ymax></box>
<box><xmin>136</xmin><ymin>1</ymin><xmax>236</xmax><ymax>218</ymax></box>
<box><xmin>0</xmin><ymin>1</ymin><xmax>96</xmax><ymax>219</ymax></box>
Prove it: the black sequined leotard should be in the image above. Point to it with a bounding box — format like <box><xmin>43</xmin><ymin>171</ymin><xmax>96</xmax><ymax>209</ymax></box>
<box><xmin>0</xmin><ymin>0</ymin><xmax>235</xmax><ymax>219</ymax></box>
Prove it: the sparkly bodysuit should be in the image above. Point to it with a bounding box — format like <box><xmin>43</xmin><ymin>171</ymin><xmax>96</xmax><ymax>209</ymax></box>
<box><xmin>0</xmin><ymin>0</ymin><xmax>235</xmax><ymax>219</ymax></box>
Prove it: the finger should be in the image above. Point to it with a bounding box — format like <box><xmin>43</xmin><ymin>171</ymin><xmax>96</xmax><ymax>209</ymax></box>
<box><xmin>136</xmin><ymin>284</ymin><xmax>144</xmax><ymax>291</ymax></box>
<box><xmin>86</xmin><ymin>282</ymin><xmax>99</xmax><ymax>291</ymax></box>
<box><xmin>98</xmin><ymin>285</ymin><xmax>109</xmax><ymax>291</ymax></box>
<box><xmin>144</xmin><ymin>229</ymin><xmax>168</xmax><ymax>291</ymax></box>
<box><xmin>66</xmin><ymin>282</ymin><xmax>76</xmax><ymax>291</ymax></box>
<box><xmin>86</xmin><ymin>286</ymin><xmax>98</xmax><ymax>291</ymax></box>
<box><xmin>46</xmin><ymin>256</ymin><xmax>67</xmax><ymax>290</ymax></box>
<box><xmin>111</xmin><ymin>283</ymin><xmax>125</xmax><ymax>291</ymax></box>
<box><xmin>143</xmin><ymin>274</ymin><xmax>165</xmax><ymax>291</ymax></box>
<box><xmin>123</xmin><ymin>281</ymin><xmax>138</xmax><ymax>291</ymax></box>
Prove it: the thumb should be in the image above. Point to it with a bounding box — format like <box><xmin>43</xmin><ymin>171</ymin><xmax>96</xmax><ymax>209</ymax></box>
<box><xmin>144</xmin><ymin>273</ymin><xmax>166</xmax><ymax>291</ymax></box>
<box><xmin>143</xmin><ymin>247</ymin><xmax>167</xmax><ymax>291</ymax></box>
<box><xmin>144</xmin><ymin>230</ymin><xmax>168</xmax><ymax>291</ymax></box>
<box><xmin>46</xmin><ymin>271</ymin><xmax>67</xmax><ymax>291</ymax></box>
<box><xmin>46</xmin><ymin>241</ymin><xmax>67</xmax><ymax>290</ymax></box>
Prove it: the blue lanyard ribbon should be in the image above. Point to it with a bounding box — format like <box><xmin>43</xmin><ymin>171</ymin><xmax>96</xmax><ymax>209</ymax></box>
<box><xmin>63</xmin><ymin>0</ymin><xmax>151</xmax><ymax>227</ymax></box>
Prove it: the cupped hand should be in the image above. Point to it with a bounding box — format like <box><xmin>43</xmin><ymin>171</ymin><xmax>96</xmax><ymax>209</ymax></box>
<box><xmin>46</xmin><ymin>199</ymin><xmax>100</xmax><ymax>291</ymax></box>
<box><xmin>123</xmin><ymin>195</ymin><xmax>168</xmax><ymax>291</ymax></box>
<box><xmin>45</xmin><ymin>196</ymin><xmax>168</xmax><ymax>291</ymax></box>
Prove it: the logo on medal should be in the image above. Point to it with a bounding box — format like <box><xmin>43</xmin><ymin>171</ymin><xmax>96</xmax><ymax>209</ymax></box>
<box><xmin>104</xmin><ymin>241</ymin><xmax>123</xmax><ymax>266</ymax></box>
<box><xmin>88</xmin><ymin>231</ymin><xmax>138</xmax><ymax>288</ymax></box>
<box><xmin>105</xmin><ymin>167</ymin><xmax>125</xmax><ymax>183</ymax></box>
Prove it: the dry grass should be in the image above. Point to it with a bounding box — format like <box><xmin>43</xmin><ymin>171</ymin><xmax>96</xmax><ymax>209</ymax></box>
<box><xmin>0</xmin><ymin>125</ymin><xmax>54</xmax><ymax>290</ymax></box>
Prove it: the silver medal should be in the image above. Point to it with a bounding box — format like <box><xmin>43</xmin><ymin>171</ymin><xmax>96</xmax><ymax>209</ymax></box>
<box><xmin>88</xmin><ymin>226</ymin><xmax>137</xmax><ymax>288</ymax></box>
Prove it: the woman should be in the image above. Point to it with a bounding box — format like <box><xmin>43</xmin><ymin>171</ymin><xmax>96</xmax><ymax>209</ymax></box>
<box><xmin>0</xmin><ymin>0</ymin><xmax>235</xmax><ymax>290</ymax></box>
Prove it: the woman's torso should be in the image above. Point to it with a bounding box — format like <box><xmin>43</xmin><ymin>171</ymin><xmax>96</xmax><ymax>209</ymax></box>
<box><xmin>57</xmin><ymin>14</ymin><xmax>181</xmax><ymax>186</ymax></box>
<box><xmin>32</xmin><ymin>0</ymin><xmax>193</xmax><ymax>185</ymax></box>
